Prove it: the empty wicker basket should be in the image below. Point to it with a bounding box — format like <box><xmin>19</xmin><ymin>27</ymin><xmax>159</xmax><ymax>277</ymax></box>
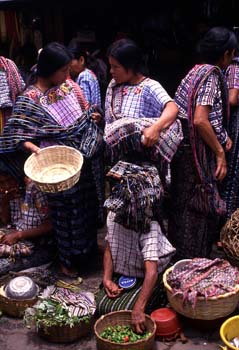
<box><xmin>24</xmin><ymin>145</ymin><xmax>84</xmax><ymax>193</ymax></box>
<box><xmin>94</xmin><ymin>310</ymin><xmax>156</xmax><ymax>350</ymax></box>
<box><xmin>163</xmin><ymin>267</ymin><xmax>239</xmax><ymax>320</ymax></box>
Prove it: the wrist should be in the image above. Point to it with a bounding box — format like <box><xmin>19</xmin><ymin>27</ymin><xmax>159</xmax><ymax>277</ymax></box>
<box><xmin>216</xmin><ymin>148</ymin><xmax>225</xmax><ymax>157</ymax></box>
<box><xmin>152</xmin><ymin>121</ymin><xmax>162</xmax><ymax>132</ymax></box>
<box><xmin>17</xmin><ymin>231</ymin><xmax>23</xmax><ymax>240</ymax></box>
<box><xmin>133</xmin><ymin>302</ymin><xmax>145</xmax><ymax>312</ymax></box>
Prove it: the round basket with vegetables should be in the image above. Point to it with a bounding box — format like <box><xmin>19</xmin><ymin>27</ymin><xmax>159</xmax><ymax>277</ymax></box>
<box><xmin>94</xmin><ymin>310</ymin><xmax>156</xmax><ymax>350</ymax></box>
<box><xmin>24</xmin><ymin>287</ymin><xmax>95</xmax><ymax>343</ymax></box>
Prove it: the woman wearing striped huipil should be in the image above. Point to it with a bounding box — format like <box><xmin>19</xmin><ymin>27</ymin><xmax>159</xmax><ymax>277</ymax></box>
<box><xmin>168</xmin><ymin>27</ymin><xmax>238</xmax><ymax>261</ymax></box>
<box><xmin>96</xmin><ymin>38</ymin><xmax>180</xmax><ymax>334</ymax></box>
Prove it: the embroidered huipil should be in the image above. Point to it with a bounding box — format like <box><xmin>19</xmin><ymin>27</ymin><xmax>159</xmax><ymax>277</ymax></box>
<box><xmin>24</xmin><ymin>79</ymin><xmax>87</xmax><ymax>148</ymax></box>
<box><xmin>76</xmin><ymin>68</ymin><xmax>101</xmax><ymax>108</ymax></box>
<box><xmin>175</xmin><ymin>64</ymin><xmax>228</xmax><ymax>145</ymax></box>
<box><xmin>105</xmin><ymin>78</ymin><xmax>172</xmax><ymax>123</ymax></box>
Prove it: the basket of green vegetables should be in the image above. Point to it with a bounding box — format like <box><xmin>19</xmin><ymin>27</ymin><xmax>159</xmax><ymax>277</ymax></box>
<box><xmin>24</xmin><ymin>287</ymin><xmax>95</xmax><ymax>343</ymax></box>
<box><xmin>94</xmin><ymin>310</ymin><xmax>156</xmax><ymax>350</ymax></box>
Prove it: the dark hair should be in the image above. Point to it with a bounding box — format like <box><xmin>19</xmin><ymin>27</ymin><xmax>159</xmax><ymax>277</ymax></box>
<box><xmin>107</xmin><ymin>38</ymin><xmax>147</xmax><ymax>75</ymax></box>
<box><xmin>37</xmin><ymin>42</ymin><xmax>72</xmax><ymax>77</ymax></box>
<box><xmin>68</xmin><ymin>40</ymin><xmax>107</xmax><ymax>84</ymax></box>
<box><xmin>197</xmin><ymin>27</ymin><xmax>238</xmax><ymax>64</ymax></box>
<box><xmin>67</xmin><ymin>40</ymin><xmax>88</xmax><ymax>62</ymax></box>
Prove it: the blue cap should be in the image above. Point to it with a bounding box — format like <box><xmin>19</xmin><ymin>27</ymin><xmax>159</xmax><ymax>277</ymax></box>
<box><xmin>118</xmin><ymin>276</ymin><xmax>137</xmax><ymax>289</ymax></box>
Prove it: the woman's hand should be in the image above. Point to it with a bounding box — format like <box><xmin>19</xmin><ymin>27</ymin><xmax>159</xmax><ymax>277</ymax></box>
<box><xmin>215</xmin><ymin>150</ymin><xmax>227</xmax><ymax>181</ymax></box>
<box><xmin>91</xmin><ymin>112</ymin><xmax>102</xmax><ymax>124</ymax></box>
<box><xmin>23</xmin><ymin>141</ymin><xmax>41</xmax><ymax>154</ymax></box>
<box><xmin>132</xmin><ymin>307</ymin><xmax>146</xmax><ymax>334</ymax></box>
<box><xmin>103</xmin><ymin>279</ymin><xmax>123</xmax><ymax>298</ymax></box>
<box><xmin>0</xmin><ymin>231</ymin><xmax>21</xmax><ymax>245</ymax></box>
<box><xmin>225</xmin><ymin>136</ymin><xmax>232</xmax><ymax>152</ymax></box>
<box><xmin>141</xmin><ymin>124</ymin><xmax>160</xmax><ymax>147</ymax></box>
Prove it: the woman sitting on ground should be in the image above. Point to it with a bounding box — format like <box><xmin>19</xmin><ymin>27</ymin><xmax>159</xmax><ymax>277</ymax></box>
<box><xmin>0</xmin><ymin>173</ymin><xmax>54</xmax><ymax>275</ymax></box>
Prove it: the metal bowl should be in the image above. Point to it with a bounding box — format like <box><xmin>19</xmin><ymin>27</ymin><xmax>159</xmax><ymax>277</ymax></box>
<box><xmin>5</xmin><ymin>276</ymin><xmax>39</xmax><ymax>300</ymax></box>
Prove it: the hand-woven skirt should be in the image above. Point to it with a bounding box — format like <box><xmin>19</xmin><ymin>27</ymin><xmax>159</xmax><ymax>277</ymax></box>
<box><xmin>95</xmin><ymin>273</ymin><xmax>167</xmax><ymax>316</ymax></box>
<box><xmin>168</xmin><ymin>142</ymin><xmax>219</xmax><ymax>260</ymax></box>
<box><xmin>47</xmin><ymin>160</ymin><xmax>98</xmax><ymax>269</ymax></box>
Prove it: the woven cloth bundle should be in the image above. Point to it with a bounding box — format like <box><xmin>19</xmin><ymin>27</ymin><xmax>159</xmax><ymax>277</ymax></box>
<box><xmin>167</xmin><ymin>258</ymin><xmax>239</xmax><ymax>307</ymax></box>
<box><xmin>104</xmin><ymin>161</ymin><xmax>163</xmax><ymax>233</ymax></box>
<box><xmin>40</xmin><ymin>286</ymin><xmax>96</xmax><ymax>317</ymax></box>
<box><xmin>104</xmin><ymin>117</ymin><xmax>183</xmax><ymax>163</ymax></box>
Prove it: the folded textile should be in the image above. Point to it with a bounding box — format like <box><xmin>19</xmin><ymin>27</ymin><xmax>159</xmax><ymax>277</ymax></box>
<box><xmin>105</xmin><ymin>161</ymin><xmax>163</xmax><ymax>233</ymax></box>
<box><xmin>167</xmin><ymin>258</ymin><xmax>239</xmax><ymax>307</ymax></box>
<box><xmin>104</xmin><ymin>117</ymin><xmax>183</xmax><ymax>163</ymax></box>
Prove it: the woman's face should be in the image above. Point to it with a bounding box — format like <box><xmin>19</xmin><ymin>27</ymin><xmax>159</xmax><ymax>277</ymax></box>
<box><xmin>70</xmin><ymin>57</ymin><xmax>84</xmax><ymax>78</ymax></box>
<box><xmin>220</xmin><ymin>49</ymin><xmax>236</xmax><ymax>70</ymax></box>
<box><xmin>50</xmin><ymin>63</ymin><xmax>71</xmax><ymax>86</ymax></box>
<box><xmin>109</xmin><ymin>56</ymin><xmax>133</xmax><ymax>84</ymax></box>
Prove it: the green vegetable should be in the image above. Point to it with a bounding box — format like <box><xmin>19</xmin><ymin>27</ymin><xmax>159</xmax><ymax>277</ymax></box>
<box><xmin>100</xmin><ymin>325</ymin><xmax>151</xmax><ymax>343</ymax></box>
<box><xmin>24</xmin><ymin>299</ymin><xmax>90</xmax><ymax>333</ymax></box>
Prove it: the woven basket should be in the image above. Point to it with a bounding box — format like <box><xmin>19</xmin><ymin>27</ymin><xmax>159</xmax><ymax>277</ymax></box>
<box><xmin>163</xmin><ymin>267</ymin><xmax>239</xmax><ymax>320</ymax></box>
<box><xmin>0</xmin><ymin>285</ymin><xmax>38</xmax><ymax>318</ymax></box>
<box><xmin>37</xmin><ymin>318</ymin><xmax>91</xmax><ymax>343</ymax></box>
<box><xmin>220</xmin><ymin>209</ymin><xmax>239</xmax><ymax>267</ymax></box>
<box><xmin>24</xmin><ymin>145</ymin><xmax>83</xmax><ymax>193</ymax></box>
<box><xmin>94</xmin><ymin>310</ymin><xmax>156</xmax><ymax>350</ymax></box>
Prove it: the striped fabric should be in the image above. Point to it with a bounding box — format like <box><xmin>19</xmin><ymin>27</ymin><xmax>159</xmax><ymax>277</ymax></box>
<box><xmin>105</xmin><ymin>161</ymin><xmax>164</xmax><ymax>233</ymax></box>
<box><xmin>0</xmin><ymin>97</ymin><xmax>103</xmax><ymax>159</ymax></box>
<box><xmin>96</xmin><ymin>274</ymin><xmax>167</xmax><ymax>316</ymax></box>
<box><xmin>0</xmin><ymin>56</ymin><xmax>25</xmax><ymax>107</ymax></box>
<box><xmin>104</xmin><ymin>117</ymin><xmax>183</xmax><ymax>164</ymax></box>
<box><xmin>175</xmin><ymin>64</ymin><xmax>228</xmax><ymax>145</ymax></box>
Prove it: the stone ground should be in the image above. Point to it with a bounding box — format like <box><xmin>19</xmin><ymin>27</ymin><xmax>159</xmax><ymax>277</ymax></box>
<box><xmin>0</xmin><ymin>228</ymin><xmax>235</xmax><ymax>350</ymax></box>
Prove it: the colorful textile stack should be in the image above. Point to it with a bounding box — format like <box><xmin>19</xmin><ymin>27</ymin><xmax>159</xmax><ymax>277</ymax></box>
<box><xmin>104</xmin><ymin>161</ymin><xmax>163</xmax><ymax>233</ymax></box>
<box><xmin>167</xmin><ymin>258</ymin><xmax>239</xmax><ymax>307</ymax></box>
<box><xmin>104</xmin><ymin>117</ymin><xmax>183</xmax><ymax>163</ymax></box>
<box><xmin>41</xmin><ymin>286</ymin><xmax>96</xmax><ymax>317</ymax></box>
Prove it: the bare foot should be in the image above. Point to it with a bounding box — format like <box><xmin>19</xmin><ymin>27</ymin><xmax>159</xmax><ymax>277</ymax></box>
<box><xmin>59</xmin><ymin>264</ymin><xmax>78</xmax><ymax>278</ymax></box>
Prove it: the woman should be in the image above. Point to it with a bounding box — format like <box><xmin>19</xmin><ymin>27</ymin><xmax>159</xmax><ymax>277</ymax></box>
<box><xmin>222</xmin><ymin>56</ymin><xmax>239</xmax><ymax>219</ymax></box>
<box><xmin>0</xmin><ymin>42</ymin><xmax>104</xmax><ymax>278</ymax></box>
<box><xmin>68</xmin><ymin>41</ymin><xmax>102</xmax><ymax>110</ymax></box>
<box><xmin>0</xmin><ymin>56</ymin><xmax>25</xmax><ymax>133</ymax></box>
<box><xmin>96</xmin><ymin>38</ymin><xmax>179</xmax><ymax>334</ymax></box>
<box><xmin>168</xmin><ymin>27</ymin><xmax>237</xmax><ymax>260</ymax></box>
<box><xmin>0</xmin><ymin>174</ymin><xmax>53</xmax><ymax>275</ymax></box>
